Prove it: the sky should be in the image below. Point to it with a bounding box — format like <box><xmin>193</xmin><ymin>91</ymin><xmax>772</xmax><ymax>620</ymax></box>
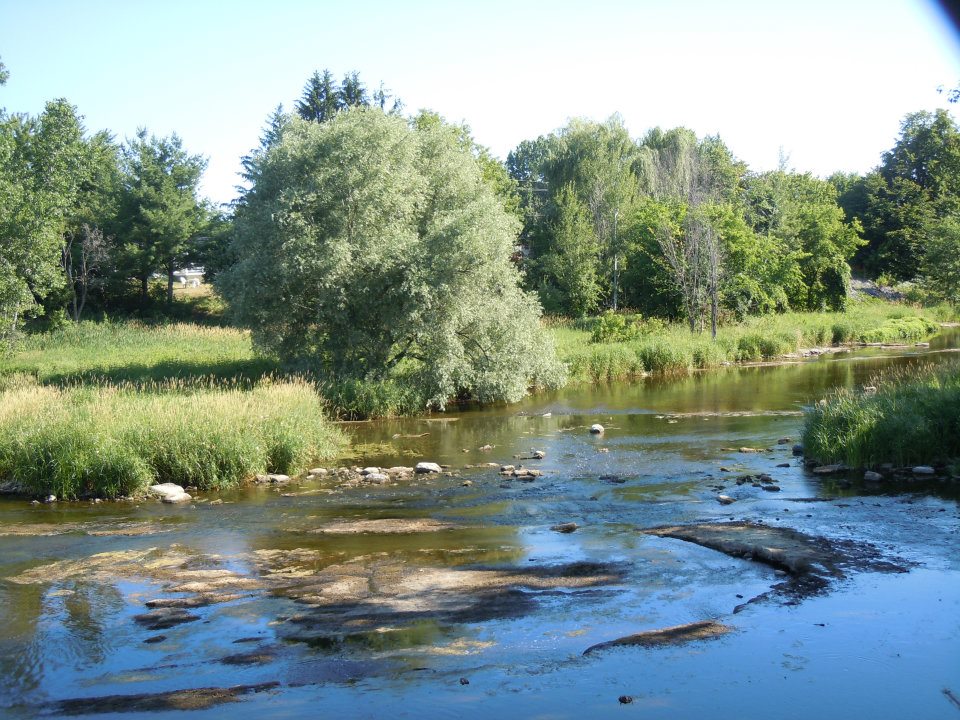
<box><xmin>2</xmin><ymin>0</ymin><xmax>959</xmax><ymax>207</ymax></box>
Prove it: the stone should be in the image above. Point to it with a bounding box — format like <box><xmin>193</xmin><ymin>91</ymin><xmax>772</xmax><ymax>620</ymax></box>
<box><xmin>864</xmin><ymin>471</ymin><xmax>883</xmax><ymax>483</ymax></box>
<box><xmin>360</xmin><ymin>467</ymin><xmax>380</xmax><ymax>475</ymax></box>
<box><xmin>551</xmin><ymin>522</ymin><xmax>579</xmax><ymax>533</ymax></box>
<box><xmin>912</xmin><ymin>465</ymin><xmax>936</xmax><ymax>475</ymax></box>
<box><xmin>739</xmin><ymin>447</ymin><xmax>759</xmax><ymax>453</ymax></box>
<box><xmin>500</xmin><ymin>465</ymin><xmax>515</xmax><ymax>473</ymax></box>
<box><xmin>44</xmin><ymin>495</ymin><xmax>57</xmax><ymax>504</ymax></box>
<box><xmin>532</xmin><ymin>450</ymin><xmax>546</xmax><ymax>459</ymax></box>
<box><xmin>776</xmin><ymin>462</ymin><xmax>791</xmax><ymax>468</ymax></box>
<box><xmin>267</xmin><ymin>474</ymin><xmax>290</xmax><ymax>485</ymax></box>
<box><xmin>792</xmin><ymin>444</ymin><xmax>804</xmax><ymax>456</ymax></box>
<box><xmin>308</xmin><ymin>468</ymin><xmax>328</xmax><ymax>476</ymax></box>
<box><xmin>364</xmin><ymin>473</ymin><xmax>390</xmax><ymax>484</ymax></box>
<box><xmin>812</xmin><ymin>464</ymin><xmax>846</xmax><ymax>475</ymax></box>
<box><xmin>415</xmin><ymin>462</ymin><xmax>442</xmax><ymax>474</ymax></box>
<box><xmin>461</xmin><ymin>480</ymin><xmax>473</xmax><ymax>487</ymax></box>
<box><xmin>777</xmin><ymin>437</ymin><xmax>792</xmax><ymax>444</ymax></box>
<box><xmin>148</xmin><ymin>483</ymin><xmax>192</xmax><ymax>504</ymax></box>
<box><xmin>478</xmin><ymin>444</ymin><xmax>493</xmax><ymax>451</ymax></box>
<box><xmin>761</xmin><ymin>484</ymin><xmax>781</xmax><ymax>492</ymax></box>
<box><xmin>717</xmin><ymin>495</ymin><xmax>736</xmax><ymax>505</ymax></box>
<box><xmin>590</xmin><ymin>424</ymin><xmax>604</xmax><ymax>434</ymax></box>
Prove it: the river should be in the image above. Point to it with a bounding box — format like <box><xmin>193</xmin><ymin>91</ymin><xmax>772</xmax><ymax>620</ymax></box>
<box><xmin>1</xmin><ymin>332</ymin><xmax>958</xmax><ymax>719</ymax></box>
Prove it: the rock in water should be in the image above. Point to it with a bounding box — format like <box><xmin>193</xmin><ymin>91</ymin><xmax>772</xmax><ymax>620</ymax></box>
<box><xmin>551</xmin><ymin>522</ymin><xmax>579</xmax><ymax>533</ymax></box>
<box><xmin>415</xmin><ymin>462</ymin><xmax>442</xmax><ymax>474</ymax></box>
<box><xmin>590</xmin><ymin>424</ymin><xmax>604</xmax><ymax>434</ymax></box>
<box><xmin>863</xmin><ymin>471</ymin><xmax>883</xmax><ymax>483</ymax></box>
<box><xmin>148</xmin><ymin>483</ymin><xmax>192</xmax><ymax>504</ymax></box>
<box><xmin>717</xmin><ymin>495</ymin><xmax>736</xmax><ymax>505</ymax></box>
<box><xmin>912</xmin><ymin>466</ymin><xmax>935</xmax><ymax>475</ymax></box>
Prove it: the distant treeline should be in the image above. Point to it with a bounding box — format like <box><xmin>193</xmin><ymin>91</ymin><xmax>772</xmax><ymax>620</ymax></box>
<box><xmin>1</xmin><ymin>59</ymin><xmax>958</xmax><ymax>348</ymax></box>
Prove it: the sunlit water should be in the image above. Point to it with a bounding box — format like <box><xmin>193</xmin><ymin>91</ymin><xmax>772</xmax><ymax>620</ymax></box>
<box><xmin>1</xmin><ymin>332</ymin><xmax>958</xmax><ymax>719</ymax></box>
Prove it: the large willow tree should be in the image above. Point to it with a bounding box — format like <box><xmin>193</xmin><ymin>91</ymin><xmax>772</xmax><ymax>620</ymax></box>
<box><xmin>219</xmin><ymin>108</ymin><xmax>563</xmax><ymax>409</ymax></box>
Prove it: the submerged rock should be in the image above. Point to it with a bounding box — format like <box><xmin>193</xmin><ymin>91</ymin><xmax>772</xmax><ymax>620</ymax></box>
<box><xmin>133</xmin><ymin>607</ymin><xmax>201</xmax><ymax>630</ymax></box>
<box><xmin>584</xmin><ymin>620</ymin><xmax>732</xmax><ymax>655</ymax></box>
<box><xmin>53</xmin><ymin>682</ymin><xmax>280</xmax><ymax>715</ymax></box>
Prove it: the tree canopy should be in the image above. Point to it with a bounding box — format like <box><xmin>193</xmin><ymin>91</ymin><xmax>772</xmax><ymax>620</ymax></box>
<box><xmin>218</xmin><ymin>108</ymin><xmax>563</xmax><ymax>408</ymax></box>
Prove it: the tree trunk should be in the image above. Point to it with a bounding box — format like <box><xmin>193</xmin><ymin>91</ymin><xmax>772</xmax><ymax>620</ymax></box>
<box><xmin>166</xmin><ymin>263</ymin><xmax>175</xmax><ymax>304</ymax></box>
<box><xmin>140</xmin><ymin>275</ymin><xmax>149</xmax><ymax>307</ymax></box>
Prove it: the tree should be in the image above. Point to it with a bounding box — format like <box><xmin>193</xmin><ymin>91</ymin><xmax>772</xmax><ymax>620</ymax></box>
<box><xmin>858</xmin><ymin>110</ymin><xmax>960</xmax><ymax>279</ymax></box>
<box><xmin>295</xmin><ymin>70</ymin><xmax>400</xmax><ymax>125</ymax></box>
<box><xmin>920</xmin><ymin>213</ymin><xmax>960</xmax><ymax>304</ymax></box>
<box><xmin>62</xmin><ymin>224</ymin><xmax>108</xmax><ymax>321</ymax></box>
<box><xmin>296</xmin><ymin>70</ymin><xmax>339</xmax><ymax>123</ymax></box>
<box><xmin>218</xmin><ymin>109</ymin><xmax>563</xmax><ymax>408</ymax></box>
<box><xmin>538</xmin><ymin>117</ymin><xmax>640</xmax><ymax>310</ymax></box>
<box><xmin>114</xmin><ymin>130</ymin><xmax>206</xmax><ymax>305</ymax></box>
<box><xmin>541</xmin><ymin>185</ymin><xmax>601</xmax><ymax>316</ymax></box>
<box><xmin>744</xmin><ymin>171</ymin><xmax>862</xmax><ymax>310</ymax></box>
<box><xmin>638</xmin><ymin>128</ymin><xmax>742</xmax><ymax>334</ymax></box>
<box><xmin>0</xmin><ymin>98</ymin><xmax>90</xmax><ymax>341</ymax></box>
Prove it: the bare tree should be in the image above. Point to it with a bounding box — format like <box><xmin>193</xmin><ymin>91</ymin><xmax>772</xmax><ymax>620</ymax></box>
<box><xmin>645</xmin><ymin>132</ymin><xmax>726</xmax><ymax>335</ymax></box>
<box><xmin>62</xmin><ymin>224</ymin><xmax>109</xmax><ymax>321</ymax></box>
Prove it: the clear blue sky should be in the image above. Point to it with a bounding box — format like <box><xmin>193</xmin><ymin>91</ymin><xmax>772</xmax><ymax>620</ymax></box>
<box><xmin>2</xmin><ymin>0</ymin><xmax>958</xmax><ymax>206</ymax></box>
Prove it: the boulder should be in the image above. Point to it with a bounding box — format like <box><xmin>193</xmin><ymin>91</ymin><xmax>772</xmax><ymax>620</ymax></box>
<box><xmin>590</xmin><ymin>424</ymin><xmax>604</xmax><ymax>434</ymax></box>
<box><xmin>717</xmin><ymin>495</ymin><xmax>736</xmax><ymax>505</ymax></box>
<box><xmin>532</xmin><ymin>450</ymin><xmax>546</xmax><ymax>459</ymax></box>
<box><xmin>360</xmin><ymin>467</ymin><xmax>380</xmax><ymax>475</ymax></box>
<box><xmin>912</xmin><ymin>466</ymin><xmax>935</xmax><ymax>475</ymax></box>
<box><xmin>148</xmin><ymin>483</ymin><xmax>192</xmax><ymax>504</ymax></box>
<box><xmin>551</xmin><ymin>522</ymin><xmax>579</xmax><ymax>533</ymax></box>
<box><xmin>364</xmin><ymin>473</ymin><xmax>390</xmax><ymax>484</ymax></box>
<box><xmin>415</xmin><ymin>462</ymin><xmax>442</xmax><ymax>474</ymax></box>
<box><xmin>863</xmin><ymin>471</ymin><xmax>883</xmax><ymax>483</ymax></box>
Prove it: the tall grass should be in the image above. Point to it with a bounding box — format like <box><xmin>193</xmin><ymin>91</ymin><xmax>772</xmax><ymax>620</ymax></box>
<box><xmin>553</xmin><ymin>301</ymin><xmax>948</xmax><ymax>384</ymax></box>
<box><xmin>0</xmin><ymin>376</ymin><xmax>345</xmax><ymax>499</ymax></box>
<box><xmin>802</xmin><ymin>362</ymin><xmax>960</xmax><ymax>469</ymax></box>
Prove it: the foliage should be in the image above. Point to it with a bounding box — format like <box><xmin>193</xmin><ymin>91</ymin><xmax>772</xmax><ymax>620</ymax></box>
<box><xmin>219</xmin><ymin>109</ymin><xmax>564</xmax><ymax>409</ymax></box>
<box><xmin>920</xmin><ymin>213</ymin><xmax>960</xmax><ymax>304</ymax></box>
<box><xmin>540</xmin><ymin>185</ymin><xmax>601</xmax><ymax>315</ymax></box>
<box><xmin>113</xmin><ymin>130</ymin><xmax>207</xmax><ymax>304</ymax></box>
<box><xmin>296</xmin><ymin>69</ymin><xmax>401</xmax><ymax>124</ymax></box>
<box><xmin>0</xmin><ymin>376</ymin><xmax>345</xmax><ymax>499</ymax></box>
<box><xmin>854</xmin><ymin>110</ymin><xmax>960</xmax><ymax>280</ymax></box>
<box><xmin>803</xmin><ymin>361</ymin><xmax>960</xmax><ymax>468</ymax></box>
<box><xmin>0</xmin><ymin>99</ymin><xmax>93</xmax><ymax>343</ymax></box>
<box><xmin>744</xmin><ymin>171</ymin><xmax>863</xmax><ymax>311</ymax></box>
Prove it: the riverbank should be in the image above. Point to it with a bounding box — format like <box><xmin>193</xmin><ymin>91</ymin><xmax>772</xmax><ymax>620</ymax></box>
<box><xmin>0</xmin><ymin>303</ymin><xmax>953</xmax><ymax>498</ymax></box>
<box><xmin>553</xmin><ymin>302</ymin><xmax>951</xmax><ymax>383</ymax></box>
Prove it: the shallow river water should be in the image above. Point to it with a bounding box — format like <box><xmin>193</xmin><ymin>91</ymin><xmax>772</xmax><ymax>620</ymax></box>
<box><xmin>1</xmin><ymin>333</ymin><xmax>959</xmax><ymax>719</ymax></box>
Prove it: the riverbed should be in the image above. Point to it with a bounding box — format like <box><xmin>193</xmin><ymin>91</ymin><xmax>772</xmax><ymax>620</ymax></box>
<box><xmin>1</xmin><ymin>333</ymin><xmax>959</xmax><ymax>719</ymax></box>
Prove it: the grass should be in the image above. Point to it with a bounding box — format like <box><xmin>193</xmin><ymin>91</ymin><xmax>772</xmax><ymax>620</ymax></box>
<box><xmin>0</xmin><ymin>375</ymin><xmax>345</xmax><ymax>499</ymax></box>
<box><xmin>551</xmin><ymin>301</ymin><xmax>949</xmax><ymax>384</ymax></box>
<box><xmin>0</xmin><ymin>320</ymin><xmax>276</xmax><ymax>386</ymax></box>
<box><xmin>801</xmin><ymin>361</ymin><xmax>960</xmax><ymax>470</ymax></box>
